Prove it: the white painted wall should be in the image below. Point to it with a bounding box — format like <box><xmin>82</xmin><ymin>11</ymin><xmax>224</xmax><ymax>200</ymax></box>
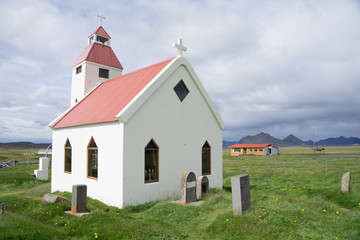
<box><xmin>122</xmin><ymin>64</ymin><xmax>223</xmax><ymax>207</ymax></box>
<box><xmin>51</xmin><ymin>122</ymin><xmax>125</xmax><ymax>208</ymax></box>
<box><xmin>71</xmin><ymin>61</ymin><xmax>123</xmax><ymax>106</ymax></box>
<box><xmin>270</xmin><ymin>147</ymin><xmax>279</xmax><ymax>155</ymax></box>
<box><xmin>264</xmin><ymin>146</ymin><xmax>279</xmax><ymax>155</ymax></box>
<box><xmin>71</xmin><ymin>64</ymin><xmax>85</xmax><ymax>106</ymax></box>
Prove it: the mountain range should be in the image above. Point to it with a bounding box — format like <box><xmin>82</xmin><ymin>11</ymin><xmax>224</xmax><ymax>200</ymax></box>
<box><xmin>0</xmin><ymin>142</ymin><xmax>51</xmax><ymax>149</ymax></box>
<box><xmin>1</xmin><ymin>135</ymin><xmax>360</xmax><ymax>149</ymax></box>
<box><xmin>223</xmin><ymin>132</ymin><xmax>360</xmax><ymax>148</ymax></box>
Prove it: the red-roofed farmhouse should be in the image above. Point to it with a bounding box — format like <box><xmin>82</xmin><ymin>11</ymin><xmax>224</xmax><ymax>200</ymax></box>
<box><xmin>229</xmin><ymin>143</ymin><xmax>279</xmax><ymax>156</ymax></box>
<box><xmin>49</xmin><ymin>24</ymin><xmax>224</xmax><ymax>208</ymax></box>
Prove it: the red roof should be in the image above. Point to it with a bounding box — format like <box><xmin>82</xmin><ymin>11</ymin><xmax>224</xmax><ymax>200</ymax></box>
<box><xmin>72</xmin><ymin>43</ymin><xmax>123</xmax><ymax>69</ymax></box>
<box><xmin>89</xmin><ymin>26</ymin><xmax>111</xmax><ymax>38</ymax></box>
<box><xmin>230</xmin><ymin>143</ymin><xmax>274</xmax><ymax>148</ymax></box>
<box><xmin>53</xmin><ymin>57</ymin><xmax>175</xmax><ymax>129</ymax></box>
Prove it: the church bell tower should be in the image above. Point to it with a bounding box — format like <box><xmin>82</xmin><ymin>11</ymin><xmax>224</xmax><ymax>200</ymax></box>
<box><xmin>71</xmin><ymin>16</ymin><xmax>123</xmax><ymax>106</ymax></box>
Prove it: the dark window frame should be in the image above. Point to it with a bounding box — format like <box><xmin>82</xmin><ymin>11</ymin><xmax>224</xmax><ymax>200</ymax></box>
<box><xmin>76</xmin><ymin>65</ymin><xmax>82</xmax><ymax>74</ymax></box>
<box><xmin>144</xmin><ymin>139</ymin><xmax>159</xmax><ymax>183</ymax></box>
<box><xmin>87</xmin><ymin>137</ymin><xmax>98</xmax><ymax>180</ymax></box>
<box><xmin>99</xmin><ymin>68</ymin><xmax>109</xmax><ymax>79</ymax></box>
<box><xmin>173</xmin><ymin>80</ymin><xmax>189</xmax><ymax>102</ymax></box>
<box><xmin>202</xmin><ymin>141</ymin><xmax>211</xmax><ymax>175</ymax></box>
<box><xmin>96</xmin><ymin>35</ymin><xmax>109</xmax><ymax>45</ymax></box>
<box><xmin>64</xmin><ymin>139</ymin><xmax>72</xmax><ymax>173</ymax></box>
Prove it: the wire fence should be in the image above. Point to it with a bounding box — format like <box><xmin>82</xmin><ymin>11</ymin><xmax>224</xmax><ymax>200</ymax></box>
<box><xmin>0</xmin><ymin>158</ymin><xmax>39</xmax><ymax>166</ymax></box>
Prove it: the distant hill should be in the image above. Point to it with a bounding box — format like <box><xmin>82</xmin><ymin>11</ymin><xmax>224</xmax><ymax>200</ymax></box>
<box><xmin>0</xmin><ymin>142</ymin><xmax>51</xmax><ymax>149</ymax></box>
<box><xmin>239</xmin><ymin>132</ymin><xmax>286</xmax><ymax>146</ymax></box>
<box><xmin>316</xmin><ymin>136</ymin><xmax>360</xmax><ymax>146</ymax></box>
<box><xmin>233</xmin><ymin>133</ymin><xmax>360</xmax><ymax>147</ymax></box>
<box><xmin>283</xmin><ymin>134</ymin><xmax>308</xmax><ymax>146</ymax></box>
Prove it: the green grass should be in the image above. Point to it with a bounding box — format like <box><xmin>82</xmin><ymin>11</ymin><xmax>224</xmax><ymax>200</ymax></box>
<box><xmin>0</xmin><ymin>148</ymin><xmax>39</xmax><ymax>162</ymax></box>
<box><xmin>1</xmin><ymin>147</ymin><xmax>360</xmax><ymax>239</ymax></box>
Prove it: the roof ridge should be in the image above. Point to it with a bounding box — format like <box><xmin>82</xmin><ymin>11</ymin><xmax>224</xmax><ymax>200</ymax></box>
<box><xmin>105</xmin><ymin>57</ymin><xmax>176</xmax><ymax>84</ymax></box>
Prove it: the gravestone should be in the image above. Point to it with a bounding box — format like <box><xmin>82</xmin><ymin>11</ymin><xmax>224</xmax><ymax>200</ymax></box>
<box><xmin>231</xmin><ymin>174</ymin><xmax>251</xmax><ymax>216</ymax></box>
<box><xmin>34</xmin><ymin>157</ymin><xmax>49</xmax><ymax>180</ymax></box>
<box><xmin>42</xmin><ymin>193</ymin><xmax>67</xmax><ymax>203</ymax></box>
<box><xmin>341</xmin><ymin>171</ymin><xmax>350</xmax><ymax>193</ymax></box>
<box><xmin>179</xmin><ymin>171</ymin><xmax>197</xmax><ymax>203</ymax></box>
<box><xmin>196</xmin><ymin>175</ymin><xmax>209</xmax><ymax>200</ymax></box>
<box><xmin>71</xmin><ymin>185</ymin><xmax>87</xmax><ymax>213</ymax></box>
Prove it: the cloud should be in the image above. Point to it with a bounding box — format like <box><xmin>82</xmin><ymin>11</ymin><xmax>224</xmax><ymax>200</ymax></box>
<box><xmin>0</xmin><ymin>0</ymin><xmax>359</xmax><ymax>142</ymax></box>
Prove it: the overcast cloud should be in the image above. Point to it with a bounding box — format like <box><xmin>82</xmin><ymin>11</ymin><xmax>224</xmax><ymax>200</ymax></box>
<box><xmin>0</xmin><ymin>0</ymin><xmax>359</xmax><ymax>142</ymax></box>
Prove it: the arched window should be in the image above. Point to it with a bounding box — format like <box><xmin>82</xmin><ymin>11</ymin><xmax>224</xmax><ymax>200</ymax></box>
<box><xmin>202</xmin><ymin>141</ymin><xmax>211</xmax><ymax>175</ymax></box>
<box><xmin>144</xmin><ymin>139</ymin><xmax>159</xmax><ymax>183</ymax></box>
<box><xmin>64</xmin><ymin>139</ymin><xmax>72</xmax><ymax>173</ymax></box>
<box><xmin>87</xmin><ymin>137</ymin><xmax>98</xmax><ymax>179</ymax></box>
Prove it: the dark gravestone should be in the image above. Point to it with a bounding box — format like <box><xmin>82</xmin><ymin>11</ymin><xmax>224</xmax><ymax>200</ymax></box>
<box><xmin>71</xmin><ymin>184</ymin><xmax>87</xmax><ymax>213</ymax></box>
<box><xmin>180</xmin><ymin>171</ymin><xmax>197</xmax><ymax>203</ymax></box>
<box><xmin>231</xmin><ymin>174</ymin><xmax>251</xmax><ymax>216</ymax></box>
<box><xmin>196</xmin><ymin>175</ymin><xmax>209</xmax><ymax>200</ymax></box>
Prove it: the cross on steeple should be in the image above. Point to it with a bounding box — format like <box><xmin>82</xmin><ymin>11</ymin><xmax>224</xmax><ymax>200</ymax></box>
<box><xmin>173</xmin><ymin>39</ymin><xmax>187</xmax><ymax>56</ymax></box>
<box><xmin>96</xmin><ymin>11</ymin><xmax>106</xmax><ymax>26</ymax></box>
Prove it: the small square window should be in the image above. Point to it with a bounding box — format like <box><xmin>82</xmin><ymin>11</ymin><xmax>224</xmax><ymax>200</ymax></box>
<box><xmin>173</xmin><ymin>80</ymin><xmax>189</xmax><ymax>102</ymax></box>
<box><xmin>99</xmin><ymin>68</ymin><xmax>109</xmax><ymax>79</ymax></box>
<box><xmin>76</xmin><ymin>66</ymin><xmax>82</xmax><ymax>74</ymax></box>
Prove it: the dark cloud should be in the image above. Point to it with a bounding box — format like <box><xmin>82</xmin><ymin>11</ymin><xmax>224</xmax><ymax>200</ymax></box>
<box><xmin>0</xmin><ymin>0</ymin><xmax>359</xmax><ymax>142</ymax></box>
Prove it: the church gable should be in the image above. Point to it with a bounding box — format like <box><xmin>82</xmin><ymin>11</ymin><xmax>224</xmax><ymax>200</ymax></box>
<box><xmin>117</xmin><ymin>57</ymin><xmax>224</xmax><ymax>130</ymax></box>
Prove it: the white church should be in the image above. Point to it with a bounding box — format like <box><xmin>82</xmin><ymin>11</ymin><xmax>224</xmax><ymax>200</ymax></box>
<box><xmin>49</xmin><ymin>21</ymin><xmax>224</xmax><ymax>208</ymax></box>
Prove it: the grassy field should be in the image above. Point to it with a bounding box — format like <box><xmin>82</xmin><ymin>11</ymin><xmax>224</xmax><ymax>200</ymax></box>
<box><xmin>0</xmin><ymin>146</ymin><xmax>359</xmax><ymax>239</ymax></box>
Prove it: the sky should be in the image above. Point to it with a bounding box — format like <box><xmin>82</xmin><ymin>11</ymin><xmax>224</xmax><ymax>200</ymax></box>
<box><xmin>0</xmin><ymin>0</ymin><xmax>359</xmax><ymax>143</ymax></box>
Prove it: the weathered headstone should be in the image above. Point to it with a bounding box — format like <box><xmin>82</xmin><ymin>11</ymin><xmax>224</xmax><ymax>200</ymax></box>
<box><xmin>341</xmin><ymin>171</ymin><xmax>350</xmax><ymax>193</ymax></box>
<box><xmin>231</xmin><ymin>174</ymin><xmax>251</xmax><ymax>216</ymax></box>
<box><xmin>1</xmin><ymin>203</ymin><xmax>4</xmax><ymax>214</ymax></box>
<box><xmin>34</xmin><ymin>157</ymin><xmax>49</xmax><ymax>180</ymax></box>
<box><xmin>42</xmin><ymin>193</ymin><xmax>67</xmax><ymax>203</ymax></box>
<box><xmin>196</xmin><ymin>175</ymin><xmax>209</xmax><ymax>200</ymax></box>
<box><xmin>179</xmin><ymin>171</ymin><xmax>197</xmax><ymax>203</ymax></box>
<box><xmin>71</xmin><ymin>185</ymin><xmax>87</xmax><ymax>213</ymax></box>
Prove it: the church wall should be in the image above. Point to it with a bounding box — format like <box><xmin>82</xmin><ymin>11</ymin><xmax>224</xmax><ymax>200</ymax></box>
<box><xmin>270</xmin><ymin>147</ymin><xmax>279</xmax><ymax>155</ymax></box>
<box><xmin>71</xmin><ymin>66</ymin><xmax>85</xmax><ymax>105</ymax></box>
<box><xmin>83</xmin><ymin>62</ymin><xmax>122</xmax><ymax>97</ymax></box>
<box><xmin>122</xmin><ymin>64</ymin><xmax>223</xmax><ymax>207</ymax></box>
<box><xmin>71</xmin><ymin>62</ymin><xmax>122</xmax><ymax>105</ymax></box>
<box><xmin>51</xmin><ymin>122</ymin><xmax>125</xmax><ymax>208</ymax></box>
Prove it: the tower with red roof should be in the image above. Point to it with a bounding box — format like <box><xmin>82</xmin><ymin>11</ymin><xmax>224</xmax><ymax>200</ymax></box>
<box><xmin>71</xmin><ymin>25</ymin><xmax>123</xmax><ymax>105</ymax></box>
